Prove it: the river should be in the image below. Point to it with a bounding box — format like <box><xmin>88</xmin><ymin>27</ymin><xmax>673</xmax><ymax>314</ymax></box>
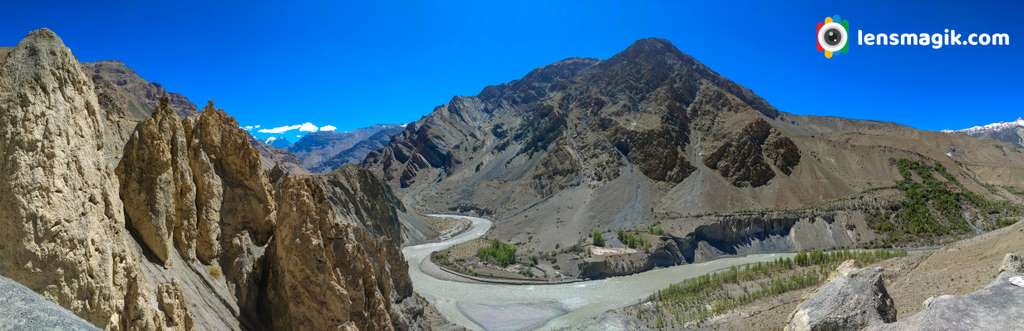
<box><xmin>402</xmin><ymin>215</ymin><xmax>795</xmax><ymax>331</ymax></box>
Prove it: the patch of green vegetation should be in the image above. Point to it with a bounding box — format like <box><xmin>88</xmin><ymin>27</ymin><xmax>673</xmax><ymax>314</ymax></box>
<box><xmin>648</xmin><ymin>223</ymin><xmax>666</xmax><ymax>236</ymax></box>
<box><xmin>647</xmin><ymin>249</ymin><xmax>906</xmax><ymax>328</ymax></box>
<box><xmin>1001</xmin><ymin>185</ymin><xmax>1024</xmax><ymax>197</ymax></box>
<box><xmin>792</xmin><ymin>249</ymin><xmax>903</xmax><ymax>267</ymax></box>
<box><xmin>997</xmin><ymin>217</ymin><xmax>1019</xmax><ymax>228</ymax></box>
<box><xmin>477</xmin><ymin>240</ymin><xmax>517</xmax><ymax>267</ymax></box>
<box><xmin>591</xmin><ymin>230</ymin><xmax>606</xmax><ymax>247</ymax></box>
<box><xmin>870</xmin><ymin>159</ymin><xmax>1022</xmax><ymax>243</ymax></box>
<box><xmin>617</xmin><ymin>230</ymin><xmax>649</xmax><ymax>250</ymax></box>
<box><xmin>432</xmin><ymin>251</ymin><xmax>451</xmax><ymax>267</ymax></box>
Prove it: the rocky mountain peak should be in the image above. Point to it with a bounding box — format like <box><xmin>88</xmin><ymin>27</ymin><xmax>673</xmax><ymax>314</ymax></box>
<box><xmin>362</xmin><ymin>37</ymin><xmax>800</xmax><ymax>233</ymax></box>
<box><xmin>3</xmin><ymin>28</ymin><xmax>88</xmax><ymax>96</ymax></box>
<box><xmin>16</xmin><ymin>27</ymin><xmax>63</xmax><ymax>49</ymax></box>
<box><xmin>612</xmin><ymin>37</ymin><xmax>687</xmax><ymax>62</ymax></box>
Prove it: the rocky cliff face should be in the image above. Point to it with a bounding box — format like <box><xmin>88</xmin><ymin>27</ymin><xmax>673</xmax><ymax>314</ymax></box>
<box><xmin>116</xmin><ymin>98</ymin><xmax>278</xmax><ymax>327</ymax></box>
<box><xmin>268</xmin><ymin>167</ymin><xmax>417</xmax><ymax>330</ymax></box>
<box><xmin>703</xmin><ymin>118</ymin><xmax>800</xmax><ymax>187</ymax></box>
<box><xmin>115</xmin><ymin>99</ymin><xmax>432</xmax><ymax>329</ymax></box>
<box><xmin>0</xmin><ymin>28</ymin><xmax>139</xmax><ymax>329</ymax></box>
<box><xmin>577</xmin><ymin>208</ymin><xmax>879</xmax><ymax>279</ymax></box>
<box><xmin>0</xmin><ymin>28</ymin><xmax>441</xmax><ymax>330</ymax></box>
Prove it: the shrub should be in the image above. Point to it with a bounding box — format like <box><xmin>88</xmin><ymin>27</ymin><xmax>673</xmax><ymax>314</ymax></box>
<box><xmin>617</xmin><ymin>230</ymin><xmax>647</xmax><ymax>250</ymax></box>
<box><xmin>872</xmin><ymin>158</ymin><xmax>1022</xmax><ymax>242</ymax></box>
<box><xmin>649</xmin><ymin>223</ymin><xmax>666</xmax><ymax>235</ymax></box>
<box><xmin>592</xmin><ymin>230</ymin><xmax>606</xmax><ymax>247</ymax></box>
<box><xmin>477</xmin><ymin>240</ymin><xmax>517</xmax><ymax>267</ymax></box>
<box><xmin>208</xmin><ymin>265</ymin><xmax>223</xmax><ymax>278</ymax></box>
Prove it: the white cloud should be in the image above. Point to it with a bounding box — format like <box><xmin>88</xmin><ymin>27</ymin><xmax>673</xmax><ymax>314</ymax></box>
<box><xmin>259</xmin><ymin>122</ymin><xmax>331</xmax><ymax>134</ymax></box>
<box><xmin>264</xmin><ymin>137</ymin><xmax>277</xmax><ymax>144</ymax></box>
<box><xmin>298</xmin><ymin>122</ymin><xmax>319</xmax><ymax>132</ymax></box>
<box><xmin>242</xmin><ymin>124</ymin><xmax>261</xmax><ymax>131</ymax></box>
<box><xmin>258</xmin><ymin>124</ymin><xmax>302</xmax><ymax>134</ymax></box>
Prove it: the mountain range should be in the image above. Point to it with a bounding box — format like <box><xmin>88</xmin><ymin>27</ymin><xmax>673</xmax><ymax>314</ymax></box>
<box><xmin>0</xmin><ymin>28</ymin><xmax>1021</xmax><ymax>330</ymax></box>
<box><xmin>363</xmin><ymin>38</ymin><xmax>1024</xmax><ymax>259</ymax></box>
<box><xmin>945</xmin><ymin>117</ymin><xmax>1024</xmax><ymax>148</ymax></box>
<box><xmin>285</xmin><ymin>124</ymin><xmax>405</xmax><ymax>172</ymax></box>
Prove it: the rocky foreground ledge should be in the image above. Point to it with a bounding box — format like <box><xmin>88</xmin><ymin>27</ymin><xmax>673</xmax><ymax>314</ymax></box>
<box><xmin>0</xmin><ymin>275</ymin><xmax>98</xmax><ymax>330</ymax></box>
<box><xmin>786</xmin><ymin>253</ymin><xmax>1024</xmax><ymax>330</ymax></box>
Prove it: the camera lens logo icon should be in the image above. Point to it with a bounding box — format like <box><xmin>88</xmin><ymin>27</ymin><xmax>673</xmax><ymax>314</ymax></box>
<box><xmin>816</xmin><ymin>15</ymin><xmax>849</xmax><ymax>59</ymax></box>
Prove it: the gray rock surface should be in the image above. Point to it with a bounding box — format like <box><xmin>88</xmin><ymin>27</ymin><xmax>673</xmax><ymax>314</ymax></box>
<box><xmin>785</xmin><ymin>261</ymin><xmax>897</xmax><ymax>331</ymax></box>
<box><xmin>868</xmin><ymin>253</ymin><xmax>1024</xmax><ymax>331</ymax></box>
<box><xmin>0</xmin><ymin>274</ymin><xmax>98</xmax><ymax>331</ymax></box>
<box><xmin>1001</xmin><ymin>252</ymin><xmax>1024</xmax><ymax>274</ymax></box>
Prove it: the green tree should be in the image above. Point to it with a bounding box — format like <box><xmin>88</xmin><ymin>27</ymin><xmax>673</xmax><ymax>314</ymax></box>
<box><xmin>592</xmin><ymin>230</ymin><xmax>606</xmax><ymax>247</ymax></box>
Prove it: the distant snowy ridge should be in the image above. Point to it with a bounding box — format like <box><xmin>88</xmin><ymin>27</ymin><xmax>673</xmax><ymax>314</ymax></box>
<box><xmin>943</xmin><ymin>118</ymin><xmax>1024</xmax><ymax>134</ymax></box>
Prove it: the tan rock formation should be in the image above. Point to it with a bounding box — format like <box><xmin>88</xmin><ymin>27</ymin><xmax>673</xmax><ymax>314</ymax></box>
<box><xmin>0</xmin><ymin>28</ymin><xmax>445</xmax><ymax>331</ymax></box>
<box><xmin>121</xmin><ymin>276</ymin><xmax>193</xmax><ymax>331</ymax></box>
<box><xmin>0</xmin><ymin>28</ymin><xmax>136</xmax><ymax>329</ymax></box>
<box><xmin>267</xmin><ymin>167</ymin><xmax>414</xmax><ymax>330</ymax></box>
<box><xmin>117</xmin><ymin>99</ymin><xmax>198</xmax><ymax>264</ymax></box>
<box><xmin>116</xmin><ymin>97</ymin><xmax>278</xmax><ymax>326</ymax></box>
<box><xmin>156</xmin><ymin>281</ymin><xmax>194</xmax><ymax>330</ymax></box>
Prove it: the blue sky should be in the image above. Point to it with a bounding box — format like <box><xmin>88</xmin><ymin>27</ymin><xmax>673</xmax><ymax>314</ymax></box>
<box><xmin>1</xmin><ymin>1</ymin><xmax>1020</xmax><ymax>135</ymax></box>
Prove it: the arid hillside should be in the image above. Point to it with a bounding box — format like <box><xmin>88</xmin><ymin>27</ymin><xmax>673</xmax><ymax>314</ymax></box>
<box><xmin>363</xmin><ymin>38</ymin><xmax>1024</xmax><ymax>258</ymax></box>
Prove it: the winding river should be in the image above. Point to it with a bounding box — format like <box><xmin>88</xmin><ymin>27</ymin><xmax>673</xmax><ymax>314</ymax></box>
<box><xmin>403</xmin><ymin>215</ymin><xmax>795</xmax><ymax>331</ymax></box>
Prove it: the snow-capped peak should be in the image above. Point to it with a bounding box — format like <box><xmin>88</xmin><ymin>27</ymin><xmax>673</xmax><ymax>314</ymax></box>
<box><xmin>943</xmin><ymin>118</ymin><xmax>1024</xmax><ymax>134</ymax></box>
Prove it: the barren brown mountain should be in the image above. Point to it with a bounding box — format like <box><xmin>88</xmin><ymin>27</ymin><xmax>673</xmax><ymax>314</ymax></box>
<box><xmin>364</xmin><ymin>38</ymin><xmax>1024</xmax><ymax>277</ymax></box>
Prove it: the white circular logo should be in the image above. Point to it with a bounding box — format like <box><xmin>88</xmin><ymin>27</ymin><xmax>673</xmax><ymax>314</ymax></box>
<box><xmin>818</xmin><ymin>21</ymin><xmax>848</xmax><ymax>53</ymax></box>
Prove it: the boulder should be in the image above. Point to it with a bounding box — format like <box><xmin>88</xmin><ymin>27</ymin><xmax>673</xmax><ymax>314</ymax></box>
<box><xmin>785</xmin><ymin>260</ymin><xmax>897</xmax><ymax>331</ymax></box>
<box><xmin>867</xmin><ymin>253</ymin><xmax>1024</xmax><ymax>330</ymax></box>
